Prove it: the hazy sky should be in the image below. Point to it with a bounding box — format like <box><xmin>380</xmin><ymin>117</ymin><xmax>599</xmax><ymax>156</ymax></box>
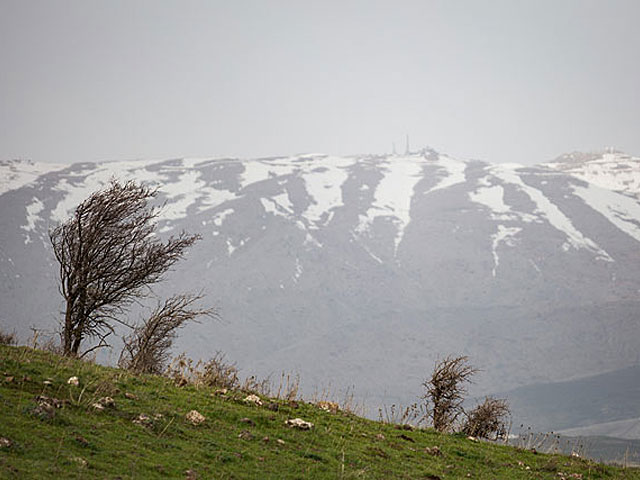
<box><xmin>1</xmin><ymin>0</ymin><xmax>639</xmax><ymax>165</ymax></box>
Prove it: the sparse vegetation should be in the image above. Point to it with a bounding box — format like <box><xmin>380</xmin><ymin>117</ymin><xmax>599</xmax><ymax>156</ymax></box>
<box><xmin>1</xmin><ymin>344</ymin><xmax>638</xmax><ymax>479</ymax></box>
<box><xmin>119</xmin><ymin>293</ymin><xmax>215</xmax><ymax>374</ymax></box>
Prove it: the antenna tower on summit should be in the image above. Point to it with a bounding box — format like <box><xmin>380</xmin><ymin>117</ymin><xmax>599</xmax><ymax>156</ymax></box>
<box><xmin>405</xmin><ymin>134</ymin><xmax>410</xmax><ymax>155</ymax></box>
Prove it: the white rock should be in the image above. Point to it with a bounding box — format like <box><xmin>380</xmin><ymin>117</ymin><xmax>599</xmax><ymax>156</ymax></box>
<box><xmin>67</xmin><ymin>376</ymin><xmax>79</xmax><ymax>386</ymax></box>
<box><xmin>285</xmin><ymin>418</ymin><xmax>314</xmax><ymax>430</ymax></box>
<box><xmin>186</xmin><ymin>410</ymin><xmax>206</xmax><ymax>426</ymax></box>
<box><xmin>133</xmin><ymin>413</ymin><xmax>151</xmax><ymax>425</ymax></box>
<box><xmin>244</xmin><ymin>394</ymin><xmax>263</xmax><ymax>406</ymax></box>
<box><xmin>98</xmin><ymin>396</ymin><xmax>115</xmax><ymax>408</ymax></box>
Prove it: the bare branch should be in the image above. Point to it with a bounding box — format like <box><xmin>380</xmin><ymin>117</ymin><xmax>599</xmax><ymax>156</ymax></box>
<box><xmin>49</xmin><ymin>179</ymin><xmax>201</xmax><ymax>356</ymax></box>
<box><xmin>423</xmin><ymin>355</ymin><xmax>478</xmax><ymax>432</ymax></box>
<box><xmin>119</xmin><ymin>293</ymin><xmax>217</xmax><ymax>374</ymax></box>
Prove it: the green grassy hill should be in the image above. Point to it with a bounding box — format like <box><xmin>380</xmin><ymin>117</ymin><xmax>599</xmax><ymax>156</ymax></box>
<box><xmin>1</xmin><ymin>345</ymin><xmax>638</xmax><ymax>479</ymax></box>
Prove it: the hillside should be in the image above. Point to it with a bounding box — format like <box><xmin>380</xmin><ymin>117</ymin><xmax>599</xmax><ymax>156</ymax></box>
<box><xmin>1</xmin><ymin>345</ymin><xmax>638</xmax><ymax>479</ymax></box>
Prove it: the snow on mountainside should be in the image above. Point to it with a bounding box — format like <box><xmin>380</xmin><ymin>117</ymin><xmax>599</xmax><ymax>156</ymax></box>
<box><xmin>2</xmin><ymin>148</ymin><xmax>640</xmax><ymax>436</ymax></box>
<box><xmin>545</xmin><ymin>150</ymin><xmax>640</xmax><ymax>198</ymax></box>
<box><xmin>0</xmin><ymin>159</ymin><xmax>66</xmax><ymax>196</ymax></box>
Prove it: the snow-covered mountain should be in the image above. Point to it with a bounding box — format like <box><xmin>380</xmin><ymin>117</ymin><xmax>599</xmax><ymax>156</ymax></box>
<box><xmin>1</xmin><ymin>149</ymin><xmax>640</xmax><ymax>434</ymax></box>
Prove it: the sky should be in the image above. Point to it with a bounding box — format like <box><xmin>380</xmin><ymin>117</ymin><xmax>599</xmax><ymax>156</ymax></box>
<box><xmin>1</xmin><ymin>0</ymin><xmax>639</xmax><ymax>165</ymax></box>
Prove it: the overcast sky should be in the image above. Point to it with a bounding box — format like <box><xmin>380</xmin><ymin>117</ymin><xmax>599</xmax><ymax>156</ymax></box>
<box><xmin>1</xmin><ymin>0</ymin><xmax>639</xmax><ymax>165</ymax></box>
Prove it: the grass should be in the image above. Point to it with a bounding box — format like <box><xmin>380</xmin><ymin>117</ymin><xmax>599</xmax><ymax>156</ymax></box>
<box><xmin>0</xmin><ymin>345</ymin><xmax>639</xmax><ymax>479</ymax></box>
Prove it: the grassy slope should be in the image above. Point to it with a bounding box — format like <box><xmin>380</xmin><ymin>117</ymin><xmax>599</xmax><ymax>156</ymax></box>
<box><xmin>0</xmin><ymin>346</ymin><xmax>638</xmax><ymax>480</ymax></box>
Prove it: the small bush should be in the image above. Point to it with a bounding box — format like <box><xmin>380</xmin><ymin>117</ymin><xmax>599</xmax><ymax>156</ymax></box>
<box><xmin>463</xmin><ymin>397</ymin><xmax>510</xmax><ymax>440</ymax></box>
<box><xmin>119</xmin><ymin>293</ymin><xmax>214</xmax><ymax>374</ymax></box>
<box><xmin>423</xmin><ymin>355</ymin><xmax>478</xmax><ymax>432</ymax></box>
<box><xmin>197</xmin><ymin>352</ymin><xmax>240</xmax><ymax>389</ymax></box>
<box><xmin>0</xmin><ymin>329</ymin><xmax>17</xmax><ymax>345</ymax></box>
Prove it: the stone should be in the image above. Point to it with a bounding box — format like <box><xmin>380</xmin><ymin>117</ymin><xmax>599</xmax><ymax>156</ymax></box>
<box><xmin>244</xmin><ymin>394</ymin><xmax>263</xmax><ymax>406</ymax></box>
<box><xmin>97</xmin><ymin>396</ymin><xmax>115</xmax><ymax>408</ymax></box>
<box><xmin>0</xmin><ymin>437</ymin><xmax>12</xmax><ymax>448</ymax></box>
<box><xmin>425</xmin><ymin>446</ymin><xmax>442</xmax><ymax>457</ymax></box>
<box><xmin>67</xmin><ymin>376</ymin><xmax>79</xmax><ymax>386</ymax></box>
<box><xmin>186</xmin><ymin>410</ymin><xmax>205</xmax><ymax>426</ymax></box>
<box><xmin>285</xmin><ymin>418</ymin><xmax>314</xmax><ymax>430</ymax></box>
<box><xmin>238</xmin><ymin>430</ymin><xmax>253</xmax><ymax>440</ymax></box>
<box><xmin>316</xmin><ymin>401</ymin><xmax>339</xmax><ymax>413</ymax></box>
<box><xmin>133</xmin><ymin>413</ymin><xmax>152</xmax><ymax>426</ymax></box>
<box><xmin>124</xmin><ymin>392</ymin><xmax>138</xmax><ymax>400</ymax></box>
<box><xmin>35</xmin><ymin>395</ymin><xmax>64</xmax><ymax>408</ymax></box>
<box><xmin>70</xmin><ymin>456</ymin><xmax>87</xmax><ymax>467</ymax></box>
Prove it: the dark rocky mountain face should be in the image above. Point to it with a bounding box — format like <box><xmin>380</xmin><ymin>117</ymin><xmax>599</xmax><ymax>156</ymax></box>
<box><xmin>2</xmin><ymin>150</ymin><xmax>640</xmax><ymax>433</ymax></box>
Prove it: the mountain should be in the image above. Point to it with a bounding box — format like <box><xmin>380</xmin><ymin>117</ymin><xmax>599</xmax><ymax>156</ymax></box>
<box><xmin>1</xmin><ymin>149</ymin><xmax>640</xmax><ymax>436</ymax></box>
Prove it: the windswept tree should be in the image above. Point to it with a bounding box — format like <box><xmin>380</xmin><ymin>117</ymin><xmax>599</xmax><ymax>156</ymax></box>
<box><xmin>423</xmin><ymin>355</ymin><xmax>478</xmax><ymax>432</ymax></box>
<box><xmin>119</xmin><ymin>293</ymin><xmax>216</xmax><ymax>374</ymax></box>
<box><xmin>49</xmin><ymin>180</ymin><xmax>200</xmax><ymax>356</ymax></box>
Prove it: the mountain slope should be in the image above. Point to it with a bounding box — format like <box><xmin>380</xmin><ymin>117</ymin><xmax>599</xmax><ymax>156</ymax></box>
<box><xmin>1</xmin><ymin>149</ymin><xmax>640</xmax><ymax>436</ymax></box>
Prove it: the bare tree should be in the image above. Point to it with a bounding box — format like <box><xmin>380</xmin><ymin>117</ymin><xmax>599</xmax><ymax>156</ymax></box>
<box><xmin>423</xmin><ymin>355</ymin><xmax>478</xmax><ymax>432</ymax></box>
<box><xmin>49</xmin><ymin>180</ymin><xmax>200</xmax><ymax>356</ymax></box>
<box><xmin>119</xmin><ymin>293</ymin><xmax>215</xmax><ymax>374</ymax></box>
<box><xmin>463</xmin><ymin>397</ymin><xmax>511</xmax><ymax>440</ymax></box>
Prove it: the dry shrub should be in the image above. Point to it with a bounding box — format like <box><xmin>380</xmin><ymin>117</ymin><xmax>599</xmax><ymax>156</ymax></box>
<box><xmin>423</xmin><ymin>355</ymin><xmax>478</xmax><ymax>432</ymax></box>
<box><xmin>164</xmin><ymin>352</ymin><xmax>271</xmax><ymax>395</ymax></box>
<box><xmin>197</xmin><ymin>352</ymin><xmax>240</xmax><ymax>389</ymax></box>
<box><xmin>240</xmin><ymin>374</ymin><xmax>272</xmax><ymax>396</ymax></box>
<box><xmin>378</xmin><ymin>402</ymin><xmax>428</xmax><ymax>427</ymax></box>
<box><xmin>463</xmin><ymin>396</ymin><xmax>510</xmax><ymax>440</ymax></box>
<box><xmin>0</xmin><ymin>329</ymin><xmax>17</xmax><ymax>345</ymax></box>
<box><xmin>275</xmin><ymin>372</ymin><xmax>300</xmax><ymax>401</ymax></box>
<box><xmin>119</xmin><ymin>293</ymin><xmax>215</xmax><ymax>374</ymax></box>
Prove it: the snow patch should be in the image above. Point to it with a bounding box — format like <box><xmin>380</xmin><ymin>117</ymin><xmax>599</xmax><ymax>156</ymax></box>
<box><xmin>0</xmin><ymin>160</ymin><xmax>66</xmax><ymax>195</ymax></box>
<box><xmin>547</xmin><ymin>152</ymin><xmax>640</xmax><ymax>197</ymax></box>
<box><xmin>239</xmin><ymin>159</ymin><xmax>296</xmax><ymax>189</ymax></box>
<box><xmin>301</xmin><ymin>156</ymin><xmax>353</xmax><ymax>227</ymax></box>
<box><xmin>491</xmin><ymin>225</ymin><xmax>522</xmax><ymax>277</ymax></box>
<box><xmin>261</xmin><ymin>191</ymin><xmax>294</xmax><ymax>219</ymax></box>
<box><xmin>22</xmin><ymin>197</ymin><xmax>44</xmax><ymax>231</ymax></box>
<box><xmin>490</xmin><ymin>164</ymin><xmax>611</xmax><ymax>260</ymax></box>
<box><xmin>213</xmin><ymin>208</ymin><xmax>234</xmax><ymax>227</ymax></box>
<box><xmin>572</xmin><ymin>183</ymin><xmax>640</xmax><ymax>243</ymax></box>
<box><xmin>293</xmin><ymin>258</ymin><xmax>303</xmax><ymax>282</ymax></box>
<box><xmin>426</xmin><ymin>155</ymin><xmax>467</xmax><ymax>194</ymax></box>
<box><xmin>469</xmin><ymin>185</ymin><xmax>510</xmax><ymax>215</ymax></box>
<box><xmin>356</xmin><ymin>156</ymin><xmax>423</xmax><ymax>253</ymax></box>
<box><xmin>49</xmin><ymin>159</ymin><xmax>237</xmax><ymax>226</ymax></box>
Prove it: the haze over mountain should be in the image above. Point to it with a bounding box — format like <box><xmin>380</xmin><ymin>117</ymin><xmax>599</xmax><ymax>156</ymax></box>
<box><xmin>1</xmin><ymin>148</ymin><xmax>639</xmax><ymax>437</ymax></box>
